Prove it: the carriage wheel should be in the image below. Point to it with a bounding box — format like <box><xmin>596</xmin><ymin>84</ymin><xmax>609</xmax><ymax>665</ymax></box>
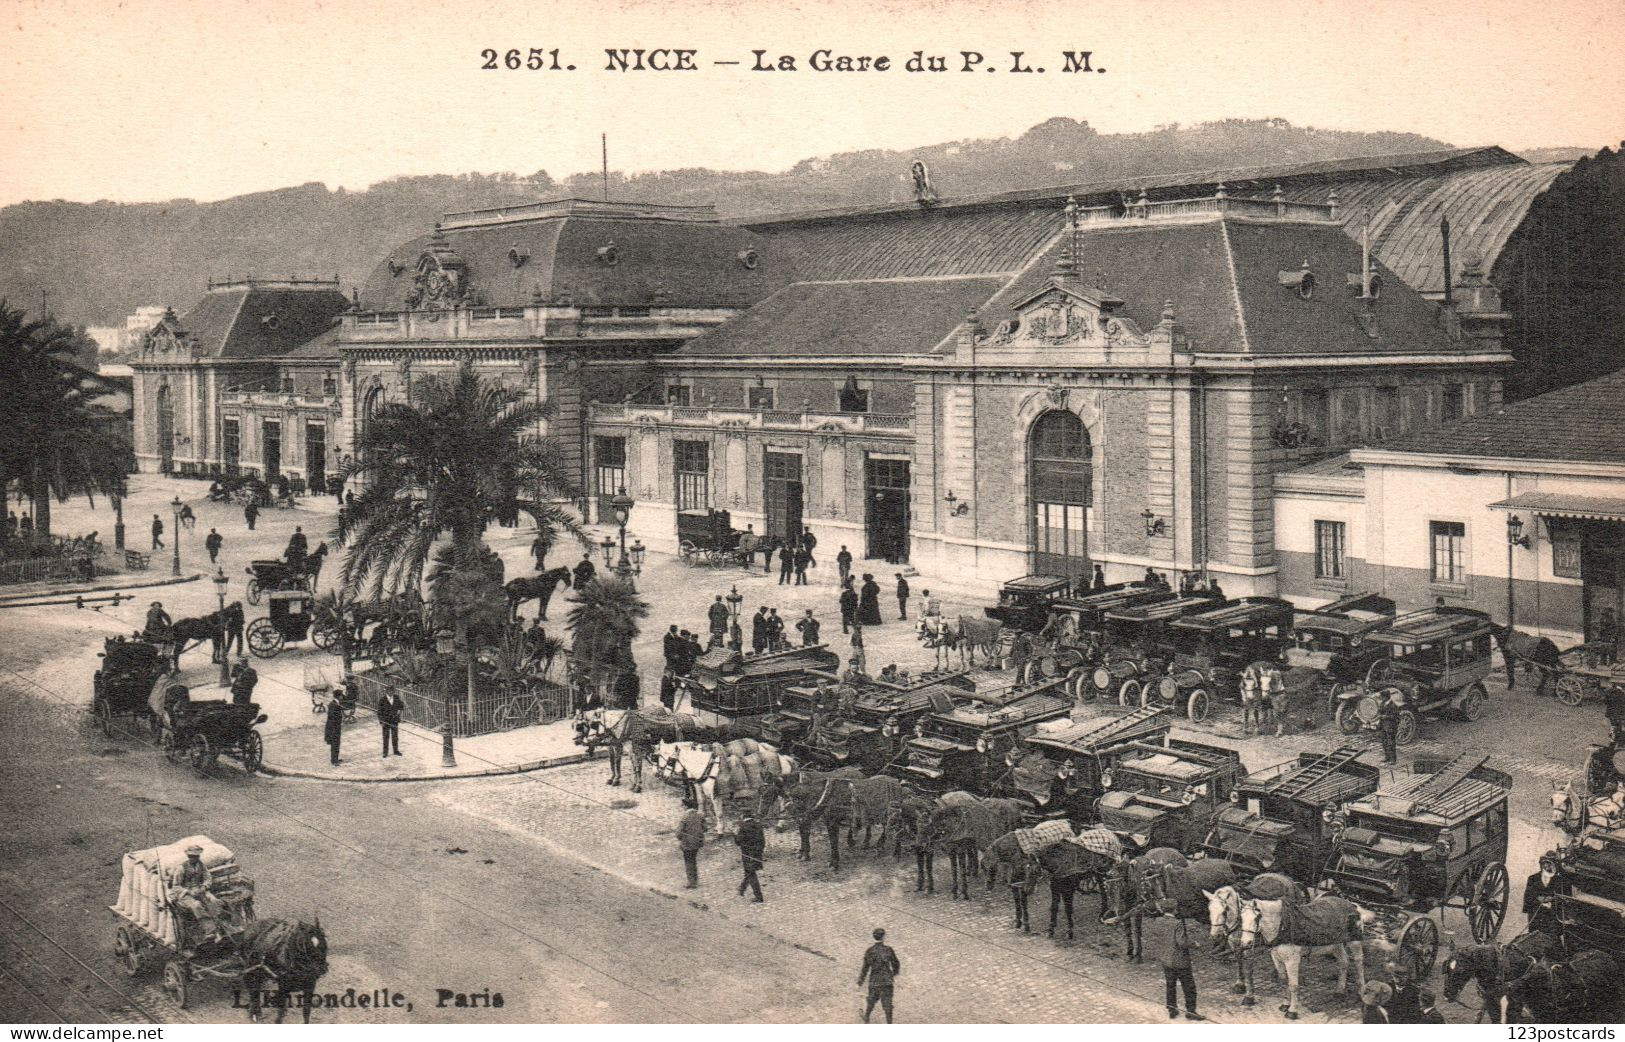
<box><xmin>1067</xmin><ymin>667</ymin><xmax>1093</xmax><ymax>702</ymax></box>
<box><xmin>241</xmin><ymin>730</ymin><xmax>264</xmax><ymax>773</ymax></box>
<box><xmin>1139</xmin><ymin>682</ymin><xmax>1157</xmax><ymax>709</ymax></box>
<box><xmin>1186</xmin><ymin>688</ymin><xmax>1210</xmax><ymax>723</ymax></box>
<box><xmin>679</xmin><ymin>540</ymin><xmax>699</xmax><ymax>565</ymax></box>
<box><xmin>188</xmin><ymin>734</ymin><xmax>215</xmax><ymax>775</ymax></box>
<box><xmin>113</xmin><ymin>925</ymin><xmax>143</xmax><ymax>977</ymax></box>
<box><xmin>1118</xmin><ymin>679</ymin><xmax>1140</xmax><ymax>708</ymax></box>
<box><xmin>1395</xmin><ymin>709</ymin><xmax>1419</xmax><ymax>746</ymax></box>
<box><xmin>1398</xmin><ymin>916</ymin><xmax>1440</xmax><ymax>975</ymax></box>
<box><xmin>1555</xmin><ymin>675</ymin><xmax>1586</xmax><ymax>707</ymax></box>
<box><xmin>1468</xmin><ymin>862</ymin><xmax>1510</xmax><ymax>942</ymax></box>
<box><xmin>161</xmin><ymin>960</ymin><xmax>189</xmax><ymax>1009</ymax></box>
<box><xmin>96</xmin><ymin>696</ymin><xmax>113</xmax><ymax>737</ymax></box>
<box><xmin>1458</xmin><ymin>682</ymin><xmax>1488</xmax><ymax>722</ymax></box>
<box><xmin>246</xmin><ymin>619</ymin><xmax>283</xmax><ymax>659</ymax></box>
<box><xmin>1035</xmin><ymin>655</ymin><xmax>1058</xmax><ymax>680</ymax></box>
<box><xmin>311</xmin><ymin>619</ymin><xmax>339</xmax><ymax>652</ymax></box>
<box><xmin>1335</xmin><ymin>700</ymin><xmax>1362</xmax><ymax>735</ymax></box>
<box><xmin>246</xmin><ymin>579</ymin><xmax>262</xmax><ymax>606</ymax></box>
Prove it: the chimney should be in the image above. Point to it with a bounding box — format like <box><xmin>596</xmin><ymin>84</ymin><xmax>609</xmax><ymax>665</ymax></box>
<box><xmin>1440</xmin><ymin>217</ymin><xmax>1453</xmax><ymax>308</ymax></box>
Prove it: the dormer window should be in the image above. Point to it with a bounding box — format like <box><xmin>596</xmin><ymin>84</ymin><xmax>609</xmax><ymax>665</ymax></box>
<box><xmin>747</xmin><ymin>385</ymin><xmax>775</xmax><ymax>410</ymax></box>
<box><xmin>838</xmin><ymin>375</ymin><xmax>869</xmax><ymax>413</ymax></box>
<box><xmin>1348</xmin><ymin>273</ymin><xmax>1383</xmax><ymax>299</ymax></box>
<box><xmin>1279</xmin><ymin>263</ymin><xmax>1315</xmax><ymax>299</ymax></box>
<box><xmin>261</xmin><ymin>313</ymin><xmax>282</xmax><ymax>330</ymax></box>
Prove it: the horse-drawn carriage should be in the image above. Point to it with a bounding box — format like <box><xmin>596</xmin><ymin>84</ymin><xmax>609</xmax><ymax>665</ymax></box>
<box><xmin>1004</xmin><ymin>704</ymin><xmax>1172</xmax><ymax>823</ymax></box>
<box><xmin>245</xmin><ymin>589</ymin><xmax>337</xmax><ymax>658</ymax></box>
<box><xmin>676</xmin><ymin>508</ymin><xmax>744</xmax><ymax>567</ymax></box>
<box><xmin>1089</xmin><ymin>595</ymin><xmax>1225</xmax><ymax>705</ymax></box>
<box><xmin>984</xmin><ymin>574</ymin><xmax>1073</xmax><ymax>633</ymax></box>
<box><xmin>1144</xmin><ymin>597</ymin><xmax>1297</xmax><ymax>723</ymax></box>
<box><xmin>1201</xmin><ymin>746</ymin><xmax>1380</xmax><ymax>883</ymax></box>
<box><xmin>898</xmin><ymin>673</ymin><xmax>1073</xmax><ymax>792</ymax></box>
<box><xmin>1334</xmin><ymin>607</ymin><xmax>1498</xmax><ymax>744</ymax></box>
<box><xmin>1324</xmin><ymin>752</ymin><xmax>1513</xmax><ymax>974</ymax></box>
<box><xmin>245</xmin><ymin>557</ymin><xmax>311</xmax><ymax>606</ymax></box>
<box><xmin>675</xmin><ymin>643</ymin><xmax>840</xmax><ymax>722</ymax></box>
<box><xmin>1092</xmin><ymin>737</ymin><xmax>1243</xmax><ymax>855</ymax></box>
<box><xmin>1548</xmin><ymin>826</ymin><xmax>1625</xmax><ymax>952</ymax></box>
<box><xmin>155</xmin><ymin>692</ymin><xmax>267</xmax><ymax>775</ymax></box>
<box><xmin>760</xmin><ymin>670</ymin><xmax>971</xmax><ymax>773</ymax></box>
<box><xmin>1283</xmin><ymin>593</ymin><xmax>1396</xmax><ymax>722</ymax></box>
<box><xmin>92</xmin><ymin>636</ymin><xmax>169</xmax><ymax>736</ymax></box>
<box><xmin>1523</xmin><ymin>643</ymin><xmax>1625</xmax><ymax>707</ymax></box>
<box><xmin>1009</xmin><ymin>583</ymin><xmax>1170</xmax><ymax>695</ymax></box>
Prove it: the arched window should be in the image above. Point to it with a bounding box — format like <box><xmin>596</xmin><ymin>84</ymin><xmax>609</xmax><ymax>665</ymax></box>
<box><xmin>1029</xmin><ymin>410</ymin><xmax>1092</xmax><ymax>579</ymax></box>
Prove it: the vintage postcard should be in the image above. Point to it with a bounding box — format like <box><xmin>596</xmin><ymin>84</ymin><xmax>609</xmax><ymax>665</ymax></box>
<box><xmin>2</xmin><ymin>0</ymin><xmax>1623</xmax><ymax>1028</ymax></box>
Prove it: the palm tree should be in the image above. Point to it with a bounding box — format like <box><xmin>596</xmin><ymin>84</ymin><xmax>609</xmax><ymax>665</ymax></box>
<box><xmin>0</xmin><ymin>302</ymin><xmax>132</xmax><ymax>541</ymax></box>
<box><xmin>339</xmin><ymin>365</ymin><xmax>585</xmax><ymax>711</ymax></box>
<box><xmin>565</xmin><ymin>577</ymin><xmax>650</xmax><ymax>709</ymax></box>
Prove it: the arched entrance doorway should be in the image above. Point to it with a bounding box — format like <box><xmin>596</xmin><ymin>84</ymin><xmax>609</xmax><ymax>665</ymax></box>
<box><xmin>1029</xmin><ymin>410</ymin><xmax>1092</xmax><ymax>580</ymax></box>
<box><xmin>155</xmin><ymin>384</ymin><xmax>175</xmax><ymax>474</ymax></box>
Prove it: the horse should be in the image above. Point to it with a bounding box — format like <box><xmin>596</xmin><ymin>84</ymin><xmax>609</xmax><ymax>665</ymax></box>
<box><xmin>1102</xmin><ymin>847</ymin><xmax>1187</xmax><ymax>962</ymax></box>
<box><xmin>167</xmin><ymin>602</ymin><xmax>245</xmax><ymax>667</ymax></box>
<box><xmin>772</xmin><ymin>768</ymin><xmax>866</xmax><ymax>871</ymax></box>
<box><xmin>1205</xmin><ymin>874</ymin><xmax>1306</xmax><ymax>1005</ymax></box>
<box><xmin>505</xmin><ymin>567</ymin><xmax>572</xmax><ymax>621</ymax></box>
<box><xmin>1441</xmin><ymin>932</ymin><xmax>1563</xmax><ymax>1024</ymax></box>
<box><xmin>576</xmin><ymin>708</ymin><xmax>649</xmax><ymax>792</ymax></box>
<box><xmin>1502</xmin><ymin>949</ymin><xmax>1625</xmax><ymax>1023</ymax></box>
<box><xmin>1494</xmin><ymin>625</ymin><xmax>1561</xmax><ymax>695</ymax></box>
<box><xmin>1550</xmin><ymin>779</ymin><xmax>1625</xmax><ymax>836</ymax></box>
<box><xmin>892</xmin><ymin>796</ymin><xmax>939</xmax><ymax>893</ymax></box>
<box><xmin>237</xmin><ymin>917</ymin><xmax>330</xmax><ymax>1023</ymax></box>
<box><xmin>1238</xmin><ymin>894</ymin><xmax>1367</xmax><ymax>1019</ymax></box>
<box><xmin>1036</xmin><ymin>839</ymin><xmax>1115</xmax><ymax>941</ymax></box>
<box><xmin>655</xmin><ymin>738</ymin><xmax>795</xmax><ymax>836</ymax></box>
<box><xmin>300</xmin><ymin>543</ymin><xmax>329</xmax><ymax>589</ymax></box>
<box><xmin>927</xmin><ymin>792</ymin><xmax>1024</xmax><ymax>899</ymax></box>
<box><xmin>916</xmin><ymin>616</ymin><xmax>1003</xmax><ymax>670</ymax></box>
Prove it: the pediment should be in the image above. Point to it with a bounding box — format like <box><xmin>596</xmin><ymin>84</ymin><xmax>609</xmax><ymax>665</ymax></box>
<box><xmin>989</xmin><ymin>282</ymin><xmax>1150</xmax><ymax>349</ymax></box>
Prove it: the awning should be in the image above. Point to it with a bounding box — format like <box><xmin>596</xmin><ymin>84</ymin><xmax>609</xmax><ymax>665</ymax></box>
<box><xmin>1489</xmin><ymin>491</ymin><xmax>1625</xmax><ymax>523</ymax></box>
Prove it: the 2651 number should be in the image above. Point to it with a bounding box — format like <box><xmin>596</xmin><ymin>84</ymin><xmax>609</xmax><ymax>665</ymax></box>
<box><xmin>481</xmin><ymin>49</ymin><xmax>565</xmax><ymax>71</ymax></box>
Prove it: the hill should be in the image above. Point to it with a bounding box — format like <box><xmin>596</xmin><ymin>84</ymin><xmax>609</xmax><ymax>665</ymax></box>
<box><xmin>0</xmin><ymin>119</ymin><xmax>1454</xmax><ymax>326</ymax></box>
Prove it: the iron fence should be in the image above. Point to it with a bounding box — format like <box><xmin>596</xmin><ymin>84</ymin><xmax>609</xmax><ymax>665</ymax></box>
<box><xmin>350</xmin><ymin>669</ymin><xmax>573</xmax><ymax>739</ymax></box>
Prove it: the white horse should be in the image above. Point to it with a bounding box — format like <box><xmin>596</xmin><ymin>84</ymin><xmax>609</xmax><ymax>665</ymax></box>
<box><xmin>1238</xmin><ymin>894</ymin><xmax>1367</xmax><ymax>1019</ymax></box>
<box><xmin>916</xmin><ymin>615</ymin><xmax>1004</xmax><ymax>670</ymax></box>
<box><xmin>1551</xmin><ymin>779</ymin><xmax>1625</xmax><ymax>837</ymax></box>
<box><xmin>653</xmin><ymin>740</ymin><xmax>795</xmax><ymax>836</ymax></box>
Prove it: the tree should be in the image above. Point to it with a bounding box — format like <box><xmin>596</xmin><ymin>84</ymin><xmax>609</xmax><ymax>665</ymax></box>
<box><xmin>339</xmin><ymin>365</ymin><xmax>586</xmax><ymax>710</ymax></box>
<box><xmin>565</xmin><ymin>577</ymin><xmax>649</xmax><ymax>709</ymax></box>
<box><xmin>0</xmin><ymin>302</ymin><xmax>132</xmax><ymax>541</ymax></box>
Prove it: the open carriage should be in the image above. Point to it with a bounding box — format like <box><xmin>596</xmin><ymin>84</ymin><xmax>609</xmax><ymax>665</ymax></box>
<box><xmin>1201</xmin><ymin>746</ymin><xmax>1380</xmax><ymax>883</ymax></box>
<box><xmin>897</xmin><ymin>671</ymin><xmax>1074</xmax><ymax>792</ymax></box>
<box><xmin>158</xmin><ymin>696</ymin><xmax>266</xmax><ymax>775</ymax></box>
<box><xmin>92</xmin><ymin>636</ymin><xmax>169</xmax><ymax>736</ymax></box>
<box><xmin>109</xmin><ymin>835</ymin><xmax>256</xmax><ymax>1009</ymax></box>
<box><xmin>1325</xmin><ymin>753</ymin><xmax>1513</xmax><ymax>974</ymax></box>
<box><xmin>762</xmin><ymin>670</ymin><xmax>972</xmax><ymax>773</ymax></box>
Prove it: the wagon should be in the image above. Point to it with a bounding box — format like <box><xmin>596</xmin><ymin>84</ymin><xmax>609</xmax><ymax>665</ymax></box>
<box><xmin>1093</xmin><ymin>737</ymin><xmax>1244</xmax><ymax>855</ymax></box>
<box><xmin>158</xmin><ymin>698</ymin><xmax>267</xmax><ymax>775</ymax></box>
<box><xmin>1200</xmin><ymin>745</ymin><xmax>1380</xmax><ymax>883</ymax></box>
<box><xmin>1547</xmin><ymin>826</ymin><xmax>1625</xmax><ymax>952</ymax></box>
<box><xmin>109</xmin><ymin>835</ymin><xmax>256</xmax><ymax>1009</ymax></box>
<box><xmin>1324</xmin><ymin>752</ymin><xmax>1513</xmax><ymax>974</ymax></box>
<box><xmin>1334</xmin><ymin>607</ymin><xmax>1497</xmax><ymax>744</ymax></box>
<box><xmin>1011</xmin><ymin>583</ymin><xmax>1171</xmax><ymax>695</ymax></box>
<box><xmin>1005</xmin><ymin>703</ymin><xmax>1172</xmax><ymax>824</ymax></box>
<box><xmin>676</xmin><ymin>508</ymin><xmax>743</xmax><ymax>567</ymax></box>
<box><xmin>1283</xmin><ymin>593</ymin><xmax>1396</xmax><ymax>722</ymax></box>
<box><xmin>244</xmin><ymin>557</ymin><xmax>310</xmax><ymax>605</ymax></box>
<box><xmin>1542</xmin><ymin>645</ymin><xmax>1625</xmax><ymax>708</ymax></box>
<box><xmin>760</xmin><ymin>669</ymin><xmax>971</xmax><ymax>772</ymax></box>
<box><xmin>1089</xmin><ymin>595</ymin><xmax>1224</xmax><ymax>705</ymax></box>
<box><xmin>246</xmin><ymin>589</ymin><xmax>337</xmax><ymax>658</ymax></box>
<box><xmin>1148</xmin><ymin>597</ymin><xmax>1297</xmax><ymax>723</ymax></box>
<box><xmin>675</xmin><ymin>643</ymin><xmax>841</xmax><ymax>722</ymax></box>
<box><xmin>92</xmin><ymin>636</ymin><xmax>169</xmax><ymax>736</ymax></box>
<box><xmin>898</xmin><ymin>671</ymin><xmax>1073</xmax><ymax>793</ymax></box>
<box><xmin>984</xmin><ymin>574</ymin><xmax>1073</xmax><ymax>634</ymax></box>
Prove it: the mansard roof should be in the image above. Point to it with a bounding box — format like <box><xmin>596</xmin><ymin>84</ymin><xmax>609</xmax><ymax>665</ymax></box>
<box><xmin>168</xmin><ymin>281</ymin><xmax>348</xmax><ymax>359</ymax></box>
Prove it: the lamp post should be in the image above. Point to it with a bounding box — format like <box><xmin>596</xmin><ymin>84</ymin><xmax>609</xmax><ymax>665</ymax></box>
<box><xmin>725</xmin><ymin>582</ymin><xmax>744</xmax><ymax>650</ymax></box>
<box><xmin>170</xmin><ymin>495</ymin><xmax>183</xmax><ymax>577</ymax></box>
<box><xmin>611</xmin><ymin>487</ymin><xmax>636</xmax><ymax>591</ymax></box>
<box><xmin>1506</xmin><ymin>513</ymin><xmax>1532</xmax><ymax>668</ymax></box>
<box><xmin>599</xmin><ymin>536</ymin><xmax>616</xmax><ymax>568</ymax></box>
<box><xmin>112</xmin><ymin>490</ymin><xmax>125</xmax><ymax>551</ymax></box>
<box><xmin>213</xmin><ymin>567</ymin><xmax>231</xmax><ymax>688</ymax></box>
<box><xmin>434</xmin><ymin>627</ymin><xmax>457</xmax><ymax>767</ymax></box>
<box><xmin>629</xmin><ymin>539</ymin><xmax>645</xmax><ymax>577</ymax></box>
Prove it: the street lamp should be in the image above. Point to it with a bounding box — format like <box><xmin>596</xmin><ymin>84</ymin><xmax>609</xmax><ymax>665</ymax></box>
<box><xmin>434</xmin><ymin>628</ymin><xmax>457</xmax><ymax>767</ymax></box>
<box><xmin>611</xmin><ymin>487</ymin><xmax>636</xmax><ymax>589</ymax></box>
<box><xmin>725</xmin><ymin>582</ymin><xmax>744</xmax><ymax>650</ymax></box>
<box><xmin>170</xmin><ymin>495</ymin><xmax>183</xmax><ymax>577</ymax></box>
<box><xmin>213</xmin><ymin>567</ymin><xmax>231</xmax><ymax>688</ymax></box>
<box><xmin>1505</xmin><ymin>513</ymin><xmax>1533</xmax><ymax>686</ymax></box>
<box><xmin>630</xmin><ymin>539</ymin><xmax>646</xmax><ymax>575</ymax></box>
<box><xmin>599</xmin><ymin>536</ymin><xmax>616</xmax><ymax>567</ymax></box>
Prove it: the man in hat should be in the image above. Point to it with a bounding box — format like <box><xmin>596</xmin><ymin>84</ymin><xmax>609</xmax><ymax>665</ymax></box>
<box><xmin>573</xmin><ymin>553</ymin><xmax>597</xmax><ymax>590</ymax></box>
<box><xmin>204</xmin><ymin>527</ymin><xmax>223</xmax><ymax>564</ymax></box>
<box><xmin>1145</xmin><ymin>898</ymin><xmax>1203</xmax><ymax>1020</ymax></box>
<box><xmin>751</xmin><ymin>607</ymin><xmax>769</xmax><ymax>654</ymax></box>
<box><xmin>151</xmin><ymin>514</ymin><xmax>164</xmax><ymax>550</ymax></box>
<box><xmin>172</xmin><ymin>844</ymin><xmax>226</xmax><ymax>943</ymax></box>
<box><xmin>677</xmin><ymin>796</ymin><xmax>705</xmax><ymax>889</ymax></box>
<box><xmin>796</xmin><ymin>608</ymin><xmax>821</xmax><ymax>647</ymax></box>
<box><xmin>378</xmin><ymin>685</ymin><xmax>404</xmax><ymax>757</ymax></box>
<box><xmin>858</xmin><ymin>927</ymin><xmax>901</xmax><ymax>1023</ymax></box>
<box><xmin>1377</xmin><ymin>688</ymin><xmax>1404</xmax><ymax>764</ymax></box>
<box><xmin>324</xmin><ymin>690</ymin><xmax>345</xmax><ymax>765</ymax></box>
<box><xmin>895</xmin><ymin>573</ymin><xmax>910</xmax><ymax>621</ymax></box>
<box><xmin>285</xmin><ymin>525</ymin><xmax>308</xmax><ymax>571</ymax></box>
<box><xmin>144</xmin><ymin>601</ymin><xmax>173</xmax><ymax>642</ymax></box>
<box><xmin>736</xmin><ymin>811</ymin><xmax>765</xmax><ymax>902</ymax></box>
<box><xmin>1522</xmin><ymin>855</ymin><xmax>1572</xmax><ymax>935</ymax></box>
<box><xmin>839</xmin><ymin>579</ymin><xmax>858</xmax><ymax>635</ymax></box>
<box><xmin>229</xmin><ymin>659</ymin><xmax>259</xmax><ymax>706</ymax></box>
<box><xmin>707</xmin><ymin>595</ymin><xmax>730</xmax><ymax>647</ymax></box>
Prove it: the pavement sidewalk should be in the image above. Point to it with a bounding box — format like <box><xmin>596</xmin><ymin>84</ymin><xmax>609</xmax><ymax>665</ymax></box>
<box><xmin>258</xmin><ymin>714</ymin><xmax>588</xmax><ymax>781</ymax></box>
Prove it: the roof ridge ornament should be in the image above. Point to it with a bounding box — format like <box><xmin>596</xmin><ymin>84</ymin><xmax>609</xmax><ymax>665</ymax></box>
<box><xmin>910</xmin><ymin>160</ymin><xmax>940</xmax><ymax>207</ymax></box>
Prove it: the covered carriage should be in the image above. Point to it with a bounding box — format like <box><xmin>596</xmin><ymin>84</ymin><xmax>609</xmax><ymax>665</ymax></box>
<box><xmin>1010</xmin><ymin>583</ymin><xmax>1170</xmax><ymax>695</ymax></box>
<box><xmin>675</xmin><ymin>643</ymin><xmax>840</xmax><ymax>722</ymax></box>
<box><xmin>1004</xmin><ymin>704</ymin><xmax>1172</xmax><ymax>823</ymax></box>
<box><xmin>676</xmin><ymin>507</ymin><xmax>744</xmax><ymax>567</ymax></box>
<box><xmin>760</xmin><ymin>669</ymin><xmax>972</xmax><ymax>773</ymax></box>
<box><xmin>1283</xmin><ymin>593</ymin><xmax>1396</xmax><ymax>724</ymax></box>
<box><xmin>1092</xmin><ymin>737</ymin><xmax>1243</xmax><ymax>855</ymax></box>
<box><xmin>897</xmin><ymin>672</ymin><xmax>1073</xmax><ymax>792</ymax></box>
<box><xmin>1548</xmin><ymin>827</ymin><xmax>1625</xmax><ymax>952</ymax></box>
<box><xmin>1089</xmin><ymin>595</ymin><xmax>1225</xmax><ymax>705</ymax></box>
<box><xmin>157</xmin><ymin>696</ymin><xmax>266</xmax><ymax>775</ymax></box>
<box><xmin>92</xmin><ymin>636</ymin><xmax>169</xmax><ymax>736</ymax></box>
<box><xmin>245</xmin><ymin>589</ymin><xmax>336</xmax><ymax>658</ymax></box>
<box><xmin>109</xmin><ymin>835</ymin><xmax>256</xmax><ymax>1009</ymax></box>
<box><xmin>983</xmin><ymin>574</ymin><xmax>1073</xmax><ymax>634</ymax></box>
<box><xmin>1325</xmin><ymin>752</ymin><xmax>1513</xmax><ymax>973</ymax></box>
<box><xmin>1147</xmin><ymin>597</ymin><xmax>1297</xmax><ymax>723</ymax></box>
<box><xmin>1335</xmin><ymin>607</ymin><xmax>1497</xmax><ymax>743</ymax></box>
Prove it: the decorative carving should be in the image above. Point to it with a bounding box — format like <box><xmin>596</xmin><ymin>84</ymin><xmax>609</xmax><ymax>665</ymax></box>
<box><xmin>403</xmin><ymin>237</ymin><xmax>472</xmax><ymax>311</ymax></box>
<box><xmin>393</xmin><ymin>357</ymin><xmax>413</xmax><ymax>381</ymax></box>
<box><xmin>522</xmin><ymin>355</ymin><xmax>540</xmax><ymax>383</ymax></box>
<box><xmin>342</xmin><ymin>357</ymin><xmax>357</xmax><ymax>380</ymax></box>
<box><xmin>910</xmin><ymin>160</ymin><xmax>940</xmax><ymax>206</ymax></box>
<box><xmin>1044</xmin><ymin>385</ymin><xmax>1069</xmax><ymax>408</ymax></box>
<box><xmin>991</xmin><ymin>319</ymin><xmax>1017</xmax><ymax>344</ymax></box>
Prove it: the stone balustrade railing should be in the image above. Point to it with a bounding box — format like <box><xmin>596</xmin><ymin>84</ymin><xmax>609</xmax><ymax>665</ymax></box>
<box><xmin>589</xmin><ymin>403</ymin><xmax>913</xmax><ymax>435</ymax></box>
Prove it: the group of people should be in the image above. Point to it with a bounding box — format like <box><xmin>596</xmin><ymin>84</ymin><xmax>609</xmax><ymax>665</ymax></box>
<box><xmin>734</xmin><ymin>524</ymin><xmax>825</xmax><ymax>586</ymax></box>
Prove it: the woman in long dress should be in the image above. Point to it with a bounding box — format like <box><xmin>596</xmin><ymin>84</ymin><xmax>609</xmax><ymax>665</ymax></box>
<box><xmin>858</xmin><ymin>574</ymin><xmax>883</xmax><ymax>626</ymax></box>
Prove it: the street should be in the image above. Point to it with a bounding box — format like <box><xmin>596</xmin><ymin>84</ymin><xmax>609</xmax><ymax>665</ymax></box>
<box><xmin>0</xmin><ymin>474</ymin><xmax>1609</xmax><ymax>1023</ymax></box>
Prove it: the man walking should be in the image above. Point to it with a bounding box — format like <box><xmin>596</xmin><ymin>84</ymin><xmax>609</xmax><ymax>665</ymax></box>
<box><xmin>324</xmin><ymin>691</ymin><xmax>345</xmax><ymax>766</ymax></box>
<box><xmin>243</xmin><ymin>500</ymin><xmax>258</xmax><ymax>531</ymax></box>
<box><xmin>708</xmin><ymin>595</ymin><xmax>730</xmax><ymax>647</ymax></box>
<box><xmin>378</xmin><ymin>687</ymin><xmax>404</xmax><ymax>757</ymax></box>
<box><xmin>801</xmin><ymin>526</ymin><xmax>818</xmax><ymax>567</ymax></box>
<box><xmin>839</xmin><ymin>580</ymin><xmax>858</xmax><ymax>635</ymax></box>
<box><xmin>836</xmin><ymin>545</ymin><xmax>853</xmax><ymax>587</ymax></box>
<box><xmin>1148</xmin><ymin>900</ymin><xmax>1202</xmax><ymax>1020</ymax></box>
<box><xmin>895</xmin><ymin>573</ymin><xmax>910</xmax><ymax>621</ymax></box>
<box><xmin>858</xmin><ymin>927</ymin><xmax>901</xmax><ymax>1024</ymax></box>
<box><xmin>204</xmin><ymin>528</ymin><xmax>223</xmax><ymax>564</ymax></box>
<box><xmin>751</xmin><ymin>607</ymin><xmax>769</xmax><ymax>654</ymax></box>
<box><xmin>735</xmin><ymin>811</ymin><xmax>765</xmax><ymax>902</ymax></box>
<box><xmin>151</xmin><ymin>514</ymin><xmax>164</xmax><ymax>550</ymax></box>
<box><xmin>796</xmin><ymin>609</ymin><xmax>821</xmax><ymax>647</ymax></box>
<box><xmin>678</xmin><ymin>797</ymin><xmax>705</xmax><ymax>889</ymax></box>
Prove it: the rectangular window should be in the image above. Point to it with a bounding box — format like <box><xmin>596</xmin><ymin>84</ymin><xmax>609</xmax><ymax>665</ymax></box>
<box><xmin>322</xmin><ymin>372</ymin><xmax>337</xmax><ymax>396</ymax></box>
<box><xmin>222</xmin><ymin>418</ymin><xmax>240</xmax><ymax>477</ymax></box>
<box><xmin>281</xmin><ymin>375</ymin><xmax>295</xmax><ymax>393</ymax></box>
<box><xmin>1430</xmin><ymin>520</ymin><xmax>1467</xmax><ymax>585</ymax></box>
<box><xmin>747</xmin><ymin>386</ymin><xmax>775</xmax><ymax>410</ymax></box>
<box><xmin>1442</xmin><ymin>384</ymin><xmax>1465</xmax><ymax>422</ymax></box>
<box><xmin>593</xmin><ymin>436</ymin><xmax>626</xmax><ymax>498</ymax></box>
<box><xmin>666</xmin><ymin>384</ymin><xmax>691</xmax><ymax>407</ymax></box>
<box><xmin>674</xmin><ymin>439</ymin><xmax>710</xmax><ymax>512</ymax></box>
<box><xmin>1035</xmin><ymin>502</ymin><xmax>1087</xmax><ymax>561</ymax></box>
<box><xmin>1314</xmin><ymin>520</ymin><xmax>1347</xmax><ymax>580</ymax></box>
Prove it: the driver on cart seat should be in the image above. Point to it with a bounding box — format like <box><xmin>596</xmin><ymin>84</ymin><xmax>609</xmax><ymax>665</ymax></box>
<box><xmin>171</xmin><ymin>845</ymin><xmax>227</xmax><ymax>945</ymax></box>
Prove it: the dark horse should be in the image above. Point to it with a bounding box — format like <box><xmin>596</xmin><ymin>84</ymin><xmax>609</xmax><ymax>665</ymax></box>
<box><xmin>1441</xmin><ymin>932</ymin><xmax>1561</xmax><ymax>1023</ymax></box>
<box><xmin>772</xmin><ymin>769</ymin><xmax>865</xmax><ymax>872</ymax></box>
<box><xmin>505</xmin><ymin>567</ymin><xmax>572</xmax><ymax>620</ymax></box>
<box><xmin>238</xmin><ymin>917</ymin><xmax>330</xmax><ymax>1023</ymax></box>
<box><xmin>1494</xmin><ymin>625</ymin><xmax>1561</xmax><ymax>695</ymax></box>
<box><xmin>168</xmin><ymin>602</ymin><xmax>245</xmax><ymax>667</ymax></box>
<box><xmin>1502</xmin><ymin>948</ymin><xmax>1625</xmax><ymax>1023</ymax></box>
<box><xmin>1103</xmin><ymin>848</ymin><xmax>1189</xmax><ymax>962</ymax></box>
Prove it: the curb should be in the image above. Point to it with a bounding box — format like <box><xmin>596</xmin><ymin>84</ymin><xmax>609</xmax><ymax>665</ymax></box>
<box><xmin>256</xmin><ymin>750</ymin><xmax>591</xmax><ymax>783</ymax></box>
<box><xmin>0</xmin><ymin>572</ymin><xmax>204</xmax><ymax>604</ymax></box>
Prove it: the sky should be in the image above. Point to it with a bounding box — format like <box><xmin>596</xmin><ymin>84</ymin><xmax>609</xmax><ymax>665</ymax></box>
<box><xmin>3</xmin><ymin>0</ymin><xmax>1622</xmax><ymax>207</ymax></box>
